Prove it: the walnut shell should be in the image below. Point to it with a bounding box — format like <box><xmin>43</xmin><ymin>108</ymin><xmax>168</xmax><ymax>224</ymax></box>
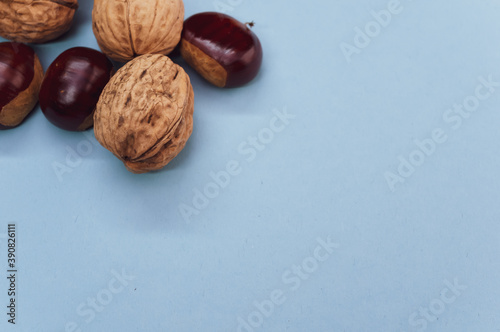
<box><xmin>94</xmin><ymin>54</ymin><xmax>194</xmax><ymax>174</ymax></box>
<box><xmin>0</xmin><ymin>0</ymin><xmax>78</xmax><ymax>43</ymax></box>
<box><xmin>92</xmin><ymin>0</ymin><xmax>184</xmax><ymax>63</ymax></box>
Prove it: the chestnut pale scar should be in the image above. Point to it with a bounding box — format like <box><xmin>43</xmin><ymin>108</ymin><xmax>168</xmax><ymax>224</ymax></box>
<box><xmin>180</xmin><ymin>39</ymin><xmax>227</xmax><ymax>88</ymax></box>
<box><xmin>77</xmin><ymin>112</ymin><xmax>95</xmax><ymax>131</ymax></box>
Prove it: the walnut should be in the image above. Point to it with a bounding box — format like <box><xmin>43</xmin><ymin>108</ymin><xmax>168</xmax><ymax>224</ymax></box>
<box><xmin>92</xmin><ymin>0</ymin><xmax>184</xmax><ymax>63</ymax></box>
<box><xmin>93</xmin><ymin>54</ymin><xmax>194</xmax><ymax>174</ymax></box>
<box><xmin>0</xmin><ymin>0</ymin><xmax>78</xmax><ymax>43</ymax></box>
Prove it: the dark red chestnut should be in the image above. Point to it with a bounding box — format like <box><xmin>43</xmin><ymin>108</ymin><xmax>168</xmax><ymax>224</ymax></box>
<box><xmin>0</xmin><ymin>42</ymin><xmax>43</xmax><ymax>130</ymax></box>
<box><xmin>39</xmin><ymin>47</ymin><xmax>114</xmax><ymax>131</ymax></box>
<box><xmin>180</xmin><ymin>12</ymin><xmax>263</xmax><ymax>88</ymax></box>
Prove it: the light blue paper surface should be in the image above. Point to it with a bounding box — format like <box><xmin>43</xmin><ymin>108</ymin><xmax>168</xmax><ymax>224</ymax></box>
<box><xmin>1</xmin><ymin>0</ymin><xmax>500</xmax><ymax>331</ymax></box>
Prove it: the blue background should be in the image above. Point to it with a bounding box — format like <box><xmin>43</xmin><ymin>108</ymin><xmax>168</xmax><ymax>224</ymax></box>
<box><xmin>1</xmin><ymin>0</ymin><xmax>500</xmax><ymax>331</ymax></box>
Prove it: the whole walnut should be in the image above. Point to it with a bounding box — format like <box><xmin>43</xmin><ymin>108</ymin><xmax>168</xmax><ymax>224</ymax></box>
<box><xmin>0</xmin><ymin>0</ymin><xmax>78</xmax><ymax>43</ymax></box>
<box><xmin>92</xmin><ymin>0</ymin><xmax>184</xmax><ymax>63</ymax></box>
<box><xmin>94</xmin><ymin>54</ymin><xmax>194</xmax><ymax>174</ymax></box>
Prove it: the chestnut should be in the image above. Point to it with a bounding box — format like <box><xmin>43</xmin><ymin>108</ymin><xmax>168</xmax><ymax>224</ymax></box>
<box><xmin>180</xmin><ymin>12</ymin><xmax>263</xmax><ymax>88</ymax></box>
<box><xmin>0</xmin><ymin>42</ymin><xmax>43</xmax><ymax>130</ymax></box>
<box><xmin>39</xmin><ymin>47</ymin><xmax>114</xmax><ymax>131</ymax></box>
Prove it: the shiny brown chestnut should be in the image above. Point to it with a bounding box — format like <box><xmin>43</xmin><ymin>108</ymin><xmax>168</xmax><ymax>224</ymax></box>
<box><xmin>0</xmin><ymin>42</ymin><xmax>43</xmax><ymax>130</ymax></box>
<box><xmin>39</xmin><ymin>47</ymin><xmax>114</xmax><ymax>131</ymax></box>
<box><xmin>180</xmin><ymin>12</ymin><xmax>263</xmax><ymax>88</ymax></box>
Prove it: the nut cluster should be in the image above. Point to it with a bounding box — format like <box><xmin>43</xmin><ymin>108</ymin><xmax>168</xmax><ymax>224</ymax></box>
<box><xmin>0</xmin><ymin>0</ymin><xmax>264</xmax><ymax>174</ymax></box>
<box><xmin>93</xmin><ymin>54</ymin><xmax>194</xmax><ymax>173</ymax></box>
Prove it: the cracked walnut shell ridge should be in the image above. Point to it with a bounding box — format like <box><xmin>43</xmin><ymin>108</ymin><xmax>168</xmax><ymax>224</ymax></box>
<box><xmin>94</xmin><ymin>54</ymin><xmax>194</xmax><ymax>174</ymax></box>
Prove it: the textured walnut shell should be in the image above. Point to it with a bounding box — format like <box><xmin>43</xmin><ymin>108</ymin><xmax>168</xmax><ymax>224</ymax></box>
<box><xmin>0</xmin><ymin>0</ymin><xmax>78</xmax><ymax>43</ymax></box>
<box><xmin>92</xmin><ymin>0</ymin><xmax>184</xmax><ymax>63</ymax></box>
<box><xmin>94</xmin><ymin>54</ymin><xmax>194</xmax><ymax>174</ymax></box>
